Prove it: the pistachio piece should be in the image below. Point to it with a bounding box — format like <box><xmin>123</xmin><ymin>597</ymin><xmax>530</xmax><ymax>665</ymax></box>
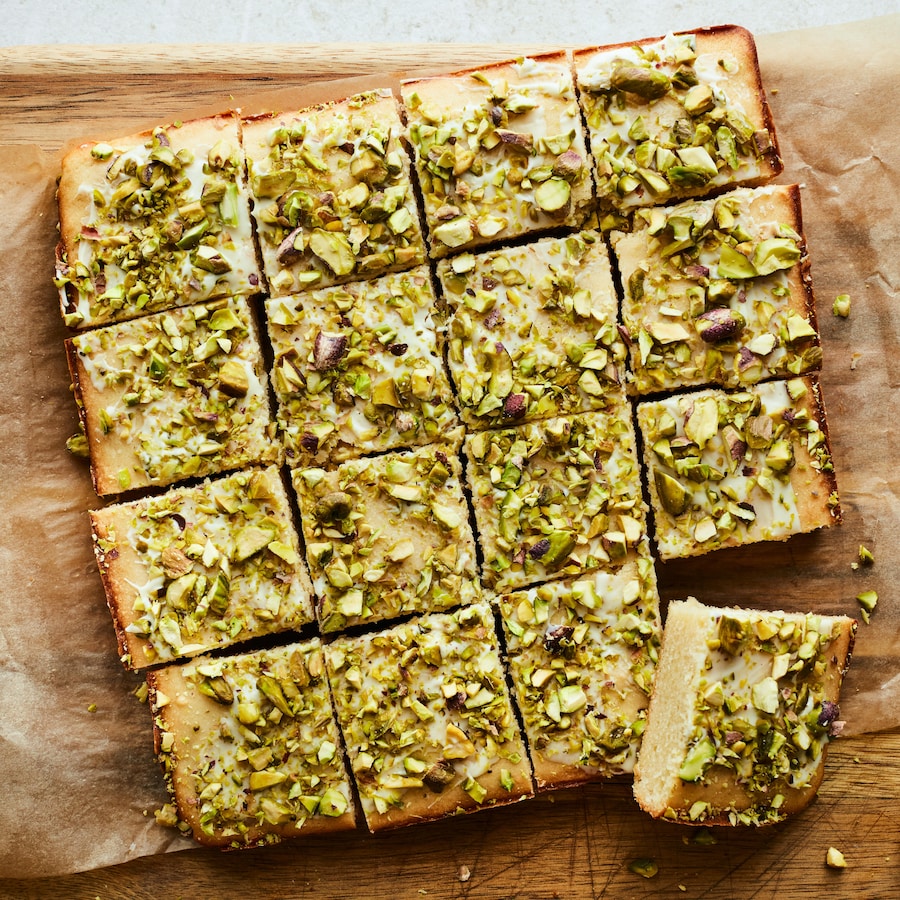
<box><xmin>678</xmin><ymin>737</ymin><xmax>715</xmax><ymax>781</ymax></box>
<box><xmin>252</xmin><ymin>170</ymin><xmax>296</xmax><ymax>198</ymax></box>
<box><xmin>218</xmin><ymin>359</ymin><xmax>249</xmax><ymax>397</ymax></box>
<box><xmin>275</xmin><ymin>226</ymin><xmax>305</xmax><ymax>266</ymax></box>
<box><xmin>832</xmin><ymin>294</ymin><xmax>851</xmax><ymax>318</ymax></box>
<box><xmin>684</xmin><ymin>396</ymin><xmax>719</xmax><ymax>449</ymax></box>
<box><xmin>315</xmin><ymin>491</ymin><xmax>353</xmax><ymax>523</ymax></box>
<box><xmin>193</xmin><ymin>245</ymin><xmax>231</xmax><ymax>274</ymax></box>
<box><xmin>718</xmin><ymin>616</ymin><xmax>749</xmax><ymax>655</ymax></box>
<box><xmin>202</xmin><ymin>676</ymin><xmax>234</xmax><ymax>705</ymax></box>
<box><xmin>433</xmin><ymin>216</ymin><xmax>474</xmax><ymax>248</ymax></box>
<box><xmin>610</xmin><ymin>65</ymin><xmax>670</xmax><ymax>99</ymax></box>
<box><xmin>696</xmin><ymin>308</ymin><xmax>745</xmax><ymax>343</ymax></box>
<box><xmin>161</xmin><ymin>545</ymin><xmax>193</xmax><ymax>579</ymax></box>
<box><xmin>495</xmin><ymin>130</ymin><xmax>534</xmax><ymax>154</ymax></box>
<box><xmin>542</xmin><ymin>531</ymin><xmax>576</xmax><ymax>568</ymax></box>
<box><xmin>654</xmin><ymin>469</ymin><xmax>691</xmax><ymax>516</ymax></box>
<box><xmin>752</xmin><ymin>237</ymin><xmax>801</xmax><ymax>276</ymax></box>
<box><xmin>551</xmin><ymin>149</ymin><xmax>583</xmax><ymax>182</ymax></box>
<box><xmin>683</xmin><ymin>83</ymin><xmax>714</xmax><ymax>116</ymax></box>
<box><xmin>350</xmin><ymin>149</ymin><xmax>388</xmax><ymax>186</ymax></box>
<box><xmin>502</xmin><ymin>393</ymin><xmax>527</xmax><ymax>419</ymax></box>
<box><xmin>534</xmin><ymin>178</ymin><xmax>571</xmax><ymax>213</ymax></box>
<box><xmin>312</xmin><ymin>331</ymin><xmax>348</xmax><ymax>371</ymax></box>
<box><xmin>717</xmin><ymin>245</ymin><xmax>757</xmax><ymax>279</ymax></box>
<box><xmin>422</xmin><ymin>758</ymin><xmax>457</xmax><ymax>792</ymax></box>
<box><xmin>308</xmin><ymin>230</ymin><xmax>355</xmax><ymax>276</ymax></box>
<box><xmin>232</xmin><ymin>525</ymin><xmax>275</xmax><ymax>562</ymax></box>
<box><xmin>765</xmin><ymin>439</ymin><xmax>794</xmax><ymax>472</ymax></box>
<box><xmin>372</xmin><ymin>377</ymin><xmax>402</xmax><ymax>408</ymax></box>
<box><xmin>257</xmin><ymin>675</ymin><xmax>294</xmax><ymax>717</ymax></box>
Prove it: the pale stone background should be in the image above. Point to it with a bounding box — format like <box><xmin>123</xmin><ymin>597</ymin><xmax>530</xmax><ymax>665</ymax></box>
<box><xmin>3</xmin><ymin>0</ymin><xmax>899</xmax><ymax>44</ymax></box>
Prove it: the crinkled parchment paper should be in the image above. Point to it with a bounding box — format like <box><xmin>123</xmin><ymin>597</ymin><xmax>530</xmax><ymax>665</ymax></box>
<box><xmin>1</xmin><ymin>15</ymin><xmax>898</xmax><ymax>878</ymax></box>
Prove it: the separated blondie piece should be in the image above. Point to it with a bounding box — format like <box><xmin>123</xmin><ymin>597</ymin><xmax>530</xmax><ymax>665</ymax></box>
<box><xmin>634</xmin><ymin>597</ymin><xmax>855</xmax><ymax>826</ymax></box>
<box><xmin>637</xmin><ymin>377</ymin><xmax>840</xmax><ymax>561</ymax></box>
<box><xmin>613</xmin><ymin>185</ymin><xmax>820</xmax><ymax>395</ymax></box>
<box><xmin>574</xmin><ymin>26</ymin><xmax>781</xmax><ymax>215</ymax></box>
<box><xmin>325</xmin><ymin>602</ymin><xmax>533</xmax><ymax>831</ymax></box>
<box><xmin>56</xmin><ymin>114</ymin><xmax>259</xmax><ymax>329</ymax></box>
<box><xmin>292</xmin><ymin>439</ymin><xmax>478</xmax><ymax>633</ymax></box>
<box><xmin>402</xmin><ymin>53</ymin><xmax>593</xmax><ymax>258</ymax></box>
<box><xmin>499</xmin><ymin>546</ymin><xmax>661</xmax><ymax>789</ymax></box>
<box><xmin>66</xmin><ymin>296</ymin><xmax>279</xmax><ymax>496</ymax></box>
<box><xmin>464</xmin><ymin>403</ymin><xmax>647</xmax><ymax>593</ymax></box>
<box><xmin>436</xmin><ymin>231</ymin><xmax>626</xmax><ymax>428</ymax></box>
<box><xmin>148</xmin><ymin>640</ymin><xmax>356</xmax><ymax>848</ymax></box>
<box><xmin>90</xmin><ymin>467</ymin><xmax>314</xmax><ymax>669</ymax></box>
<box><xmin>267</xmin><ymin>266</ymin><xmax>458</xmax><ymax>466</ymax></box>
<box><xmin>243</xmin><ymin>91</ymin><xmax>426</xmax><ymax>295</ymax></box>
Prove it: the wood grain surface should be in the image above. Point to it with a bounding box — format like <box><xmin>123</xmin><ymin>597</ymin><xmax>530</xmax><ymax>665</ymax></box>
<box><xmin>2</xmin><ymin>41</ymin><xmax>898</xmax><ymax>900</ymax></box>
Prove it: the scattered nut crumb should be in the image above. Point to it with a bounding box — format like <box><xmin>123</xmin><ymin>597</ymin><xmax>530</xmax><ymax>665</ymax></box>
<box><xmin>858</xmin><ymin>545</ymin><xmax>875</xmax><ymax>566</ymax></box>
<box><xmin>628</xmin><ymin>858</ymin><xmax>658</xmax><ymax>879</ymax></box>
<box><xmin>826</xmin><ymin>847</ymin><xmax>847</xmax><ymax>869</ymax></box>
<box><xmin>857</xmin><ymin>590</ymin><xmax>878</xmax><ymax>623</ymax></box>
<box><xmin>458</xmin><ymin>865</ymin><xmax>471</xmax><ymax>883</ymax></box>
<box><xmin>692</xmin><ymin>828</ymin><xmax>717</xmax><ymax>845</ymax></box>
<box><xmin>678</xmin><ymin>885</ymin><xmax>687</xmax><ymax>892</ymax></box>
<box><xmin>832</xmin><ymin>294</ymin><xmax>851</xmax><ymax>318</ymax></box>
<box><xmin>850</xmin><ymin>352</ymin><xmax>862</xmax><ymax>371</ymax></box>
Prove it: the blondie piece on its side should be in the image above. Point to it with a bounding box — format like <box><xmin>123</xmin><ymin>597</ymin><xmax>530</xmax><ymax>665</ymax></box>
<box><xmin>325</xmin><ymin>602</ymin><xmax>533</xmax><ymax>831</ymax></box>
<box><xmin>499</xmin><ymin>547</ymin><xmax>661</xmax><ymax>789</ymax></box>
<box><xmin>148</xmin><ymin>640</ymin><xmax>356</xmax><ymax>848</ymax></box>
<box><xmin>613</xmin><ymin>185</ymin><xmax>820</xmax><ymax>394</ymax></box>
<box><xmin>90</xmin><ymin>467</ymin><xmax>315</xmax><ymax>669</ymax></box>
<box><xmin>66</xmin><ymin>296</ymin><xmax>279</xmax><ymax>496</ymax></box>
<box><xmin>56</xmin><ymin>115</ymin><xmax>259</xmax><ymax>329</ymax></box>
<box><xmin>634</xmin><ymin>597</ymin><xmax>855</xmax><ymax>826</ymax></box>
<box><xmin>266</xmin><ymin>266</ymin><xmax>458</xmax><ymax>466</ymax></box>
<box><xmin>292</xmin><ymin>439</ymin><xmax>479</xmax><ymax>633</ymax></box>
<box><xmin>574</xmin><ymin>26</ymin><xmax>781</xmax><ymax>216</ymax></box>
<box><xmin>402</xmin><ymin>53</ymin><xmax>593</xmax><ymax>258</ymax></box>
<box><xmin>464</xmin><ymin>402</ymin><xmax>647</xmax><ymax>593</ymax></box>
<box><xmin>637</xmin><ymin>377</ymin><xmax>840</xmax><ymax>561</ymax></box>
<box><xmin>436</xmin><ymin>231</ymin><xmax>627</xmax><ymax>428</ymax></box>
<box><xmin>243</xmin><ymin>90</ymin><xmax>426</xmax><ymax>296</ymax></box>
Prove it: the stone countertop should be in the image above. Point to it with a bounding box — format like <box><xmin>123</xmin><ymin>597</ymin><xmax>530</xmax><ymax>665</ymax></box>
<box><xmin>3</xmin><ymin>0</ymin><xmax>899</xmax><ymax>45</ymax></box>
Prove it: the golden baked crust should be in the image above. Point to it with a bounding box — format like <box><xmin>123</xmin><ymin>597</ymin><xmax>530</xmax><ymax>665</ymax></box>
<box><xmin>57</xmin><ymin>114</ymin><xmax>259</xmax><ymax>329</ymax></box>
<box><xmin>499</xmin><ymin>547</ymin><xmax>661</xmax><ymax>789</ymax></box>
<box><xmin>402</xmin><ymin>52</ymin><xmax>592</xmax><ymax>257</ymax></box>
<box><xmin>66</xmin><ymin>296</ymin><xmax>279</xmax><ymax>496</ymax></box>
<box><xmin>612</xmin><ymin>185</ymin><xmax>819</xmax><ymax>394</ymax></box>
<box><xmin>633</xmin><ymin>597</ymin><xmax>856</xmax><ymax>825</ymax></box>
<box><xmin>575</xmin><ymin>26</ymin><xmax>782</xmax><ymax>215</ymax></box>
<box><xmin>90</xmin><ymin>466</ymin><xmax>314</xmax><ymax>669</ymax></box>
<box><xmin>637</xmin><ymin>376</ymin><xmax>840</xmax><ymax>560</ymax></box>
<box><xmin>148</xmin><ymin>640</ymin><xmax>356</xmax><ymax>848</ymax></box>
<box><xmin>243</xmin><ymin>90</ymin><xmax>426</xmax><ymax>295</ymax></box>
<box><xmin>325</xmin><ymin>602</ymin><xmax>533</xmax><ymax>831</ymax></box>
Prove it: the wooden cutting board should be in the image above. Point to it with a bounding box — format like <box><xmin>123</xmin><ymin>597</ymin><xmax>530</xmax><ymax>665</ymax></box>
<box><xmin>1</xmin><ymin>42</ymin><xmax>898</xmax><ymax>900</ymax></box>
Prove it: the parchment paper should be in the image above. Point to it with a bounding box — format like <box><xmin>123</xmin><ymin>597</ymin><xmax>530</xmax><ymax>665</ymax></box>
<box><xmin>1</xmin><ymin>14</ymin><xmax>898</xmax><ymax>879</ymax></box>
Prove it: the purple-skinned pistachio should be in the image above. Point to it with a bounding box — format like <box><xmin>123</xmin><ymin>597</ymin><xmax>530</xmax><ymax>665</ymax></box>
<box><xmin>502</xmin><ymin>393</ymin><xmax>527</xmax><ymax>419</ymax></box>
<box><xmin>312</xmin><ymin>331</ymin><xmax>348</xmax><ymax>371</ymax></box>
<box><xmin>696</xmin><ymin>307</ymin><xmax>745</xmax><ymax>343</ymax></box>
